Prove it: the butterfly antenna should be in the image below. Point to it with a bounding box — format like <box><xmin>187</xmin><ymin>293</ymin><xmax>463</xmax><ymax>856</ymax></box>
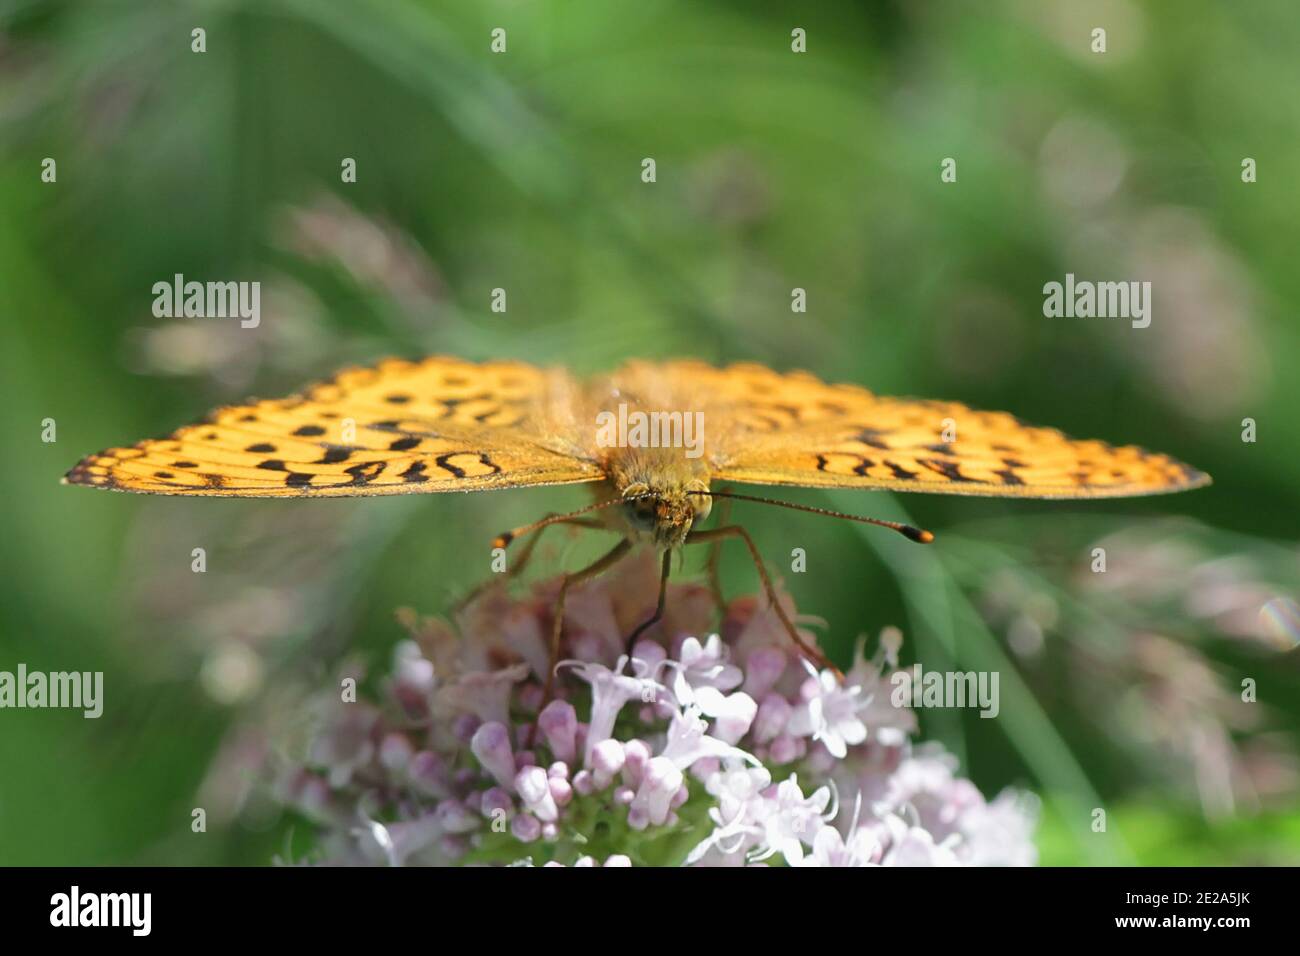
<box><xmin>492</xmin><ymin>494</ymin><xmax>653</xmax><ymax>549</ymax></box>
<box><xmin>687</xmin><ymin>489</ymin><xmax>934</xmax><ymax>544</ymax></box>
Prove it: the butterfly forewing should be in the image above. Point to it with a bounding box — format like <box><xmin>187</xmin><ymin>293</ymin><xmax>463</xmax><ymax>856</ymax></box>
<box><xmin>65</xmin><ymin>356</ymin><xmax>605</xmax><ymax>496</ymax></box>
<box><xmin>650</xmin><ymin>361</ymin><xmax>1210</xmax><ymax>499</ymax></box>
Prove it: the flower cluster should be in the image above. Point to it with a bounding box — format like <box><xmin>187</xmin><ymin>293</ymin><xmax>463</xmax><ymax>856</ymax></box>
<box><xmin>273</xmin><ymin>553</ymin><xmax>1037</xmax><ymax>866</ymax></box>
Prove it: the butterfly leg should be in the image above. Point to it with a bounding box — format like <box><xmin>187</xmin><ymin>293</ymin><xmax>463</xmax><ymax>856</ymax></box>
<box><xmin>535</xmin><ymin>538</ymin><xmax>635</xmax><ymax>733</ymax></box>
<box><xmin>704</xmin><ymin>492</ymin><xmax>733</xmax><ymax>609</ymax></box>
<box><xmin>453</xmin><ymin>515</ymin><xmax>609</xmax><ymax>614</ymax></box>
<box><xmin>684</xmin><ymin>525</ymin><xmax>842</xmax><ymax>679</ymax></box>
<box><xmin>625</xmin><ymin>549</ymin><xmax>673</xmax><ymax>654</ymax></box>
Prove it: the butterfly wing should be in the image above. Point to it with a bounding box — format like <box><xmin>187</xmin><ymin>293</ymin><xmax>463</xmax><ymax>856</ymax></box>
<box><xmin>657</xmin><ymin>361</ymin><xmax>1209</xmax><ymax>499</ymax></box>
<box><xmin>65</xmin><ymin>356</ymin><xmax>606</xmax><ymax>497</ymax></box>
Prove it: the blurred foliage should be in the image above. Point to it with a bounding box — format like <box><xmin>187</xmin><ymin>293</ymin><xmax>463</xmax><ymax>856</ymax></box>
<box><xmin>1037</xmin><ymin>801</ymin><xmax>1300</xmax><ymax>867</ymax></box>
<box><xmin>1</xmin><ymin>0</ymin><xmax>1298</xmax><ymax>865</ymax></box>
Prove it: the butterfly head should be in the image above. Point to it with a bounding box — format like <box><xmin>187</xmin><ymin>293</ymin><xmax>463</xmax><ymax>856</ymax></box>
<box><xmin>619</xmin><ymin>478</ymin><xmax>712</xmax><ymax>549</ymax></box>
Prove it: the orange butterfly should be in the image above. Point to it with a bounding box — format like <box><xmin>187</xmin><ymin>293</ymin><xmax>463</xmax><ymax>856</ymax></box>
<box><xmin>66</xmin><ymin>356</ymin><xmax>1209</xmax><ymax>683</ymax></box>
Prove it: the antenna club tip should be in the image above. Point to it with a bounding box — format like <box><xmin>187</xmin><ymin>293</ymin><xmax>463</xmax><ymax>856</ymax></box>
<box><xmin>492</xmin><ymin>533</ymin><xmax>512</xmax><ymax>549</ymax></box>
<box><xmin>907</xmin><ymin>528</ymin><xmax>935</xmax><ymax>544</ymax></box>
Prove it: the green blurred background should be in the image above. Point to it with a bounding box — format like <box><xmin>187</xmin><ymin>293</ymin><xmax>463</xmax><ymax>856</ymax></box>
<box><xmin>2</xmin><ymin>0</ymin><xmax>1299</xmax><ymax>865</ymax></box>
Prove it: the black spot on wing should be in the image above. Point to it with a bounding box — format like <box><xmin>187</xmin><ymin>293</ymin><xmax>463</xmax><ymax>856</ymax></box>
<box><xmin>850</xmin><ymin>428</ymin><xmax>894</xmax><ymax>450</ymax></box>
<box><xmin>816</xmin><ymin>452</ymin><xmax>875</xmax><ymax>477</ymax></box>
<box><xmin>434</xmin><ymin>452</ymin><xmax>502</xmax><ymax>478</ymax></box>
<box><xmin>918</xmin><ymin>458</ymin><xmax>979</xmax><ymax>483</ymax></box>
<box><xmin>437</xmin><ymin>393</ymin><xmax>492</xmax><ymax>408</ymax></box>
<box><xmin>366</xmin><ymin>420</ymin><xmax>451</xmax><ymax>441</ymax></box>
<box><xmin>345</xmin><ymin>461</ymin><xmax>387</xmax><ymax>485</ymax></box>
<box><xmin>317</xmin><ymin>446</ymin><xmax>353</xmax><ymax>464</ymax></box>
<box><xmin>400</xmin><ymin>462</ymin><xmax>429</xmax><ymax>483</ymax></box>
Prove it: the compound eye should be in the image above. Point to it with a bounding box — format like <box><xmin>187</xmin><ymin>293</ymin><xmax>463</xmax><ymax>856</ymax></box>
<box><xmin>626</xmin><ymin>496</ymin><xmax>658</xmax><ymax>530</ymax></box>
<box><xmin>685</xmin><ymin>480</ymin><xmax>712</xmax><ymax>521</ymax></box>
<box><xmin>621</xmin><ymin>482</ymin><xmax>656</xmax><ymax>530</ymax></box>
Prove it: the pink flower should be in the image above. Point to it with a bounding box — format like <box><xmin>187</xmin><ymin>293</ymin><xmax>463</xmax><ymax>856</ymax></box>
<box><xmin>799</xmin><ymin>825</ymin><xmax>882</xmax><ymax>868</ymax></box>
<box><xmin>754</xmin><ymin>775</ymin><xmax>836</xmax><ymax>865</ymax></box>
<box><xmin>557</xmin><ymin>656</ymin><xmax>663</xmax><ymax>765</ymax></box>
<box><xmin>628</xmin><ymin>757</ymin><xmax>684</xmax><ymax>829</ymax></box>
<box><xmin>788</xmin><ymin>664</ymin><xmax>868</xmax><ymax>759</ymax></box>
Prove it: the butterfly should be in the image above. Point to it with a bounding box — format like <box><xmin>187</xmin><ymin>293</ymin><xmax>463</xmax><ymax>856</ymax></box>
<box><xmin>66</xmin><ymin>355</ymin><xmax>1209</xmax><ymax>684</ymax></box>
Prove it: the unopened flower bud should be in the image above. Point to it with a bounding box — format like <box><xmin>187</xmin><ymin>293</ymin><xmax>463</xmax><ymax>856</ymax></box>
<box><xmin>538</xmin><ymin>699</ymin><xmax>578</xmax><ymax>764</ymax></box>
<box><xmin>470</xmin><ymin>721</ymin><xmax>517</xmax><ymax>787</ymax></box>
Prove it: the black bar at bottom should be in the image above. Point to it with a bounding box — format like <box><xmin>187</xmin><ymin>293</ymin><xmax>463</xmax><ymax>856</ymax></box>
<box><xmin>0</xmin><ymin>865</ymin><xmax>1284</xmax><ymax>941</ymax></box>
